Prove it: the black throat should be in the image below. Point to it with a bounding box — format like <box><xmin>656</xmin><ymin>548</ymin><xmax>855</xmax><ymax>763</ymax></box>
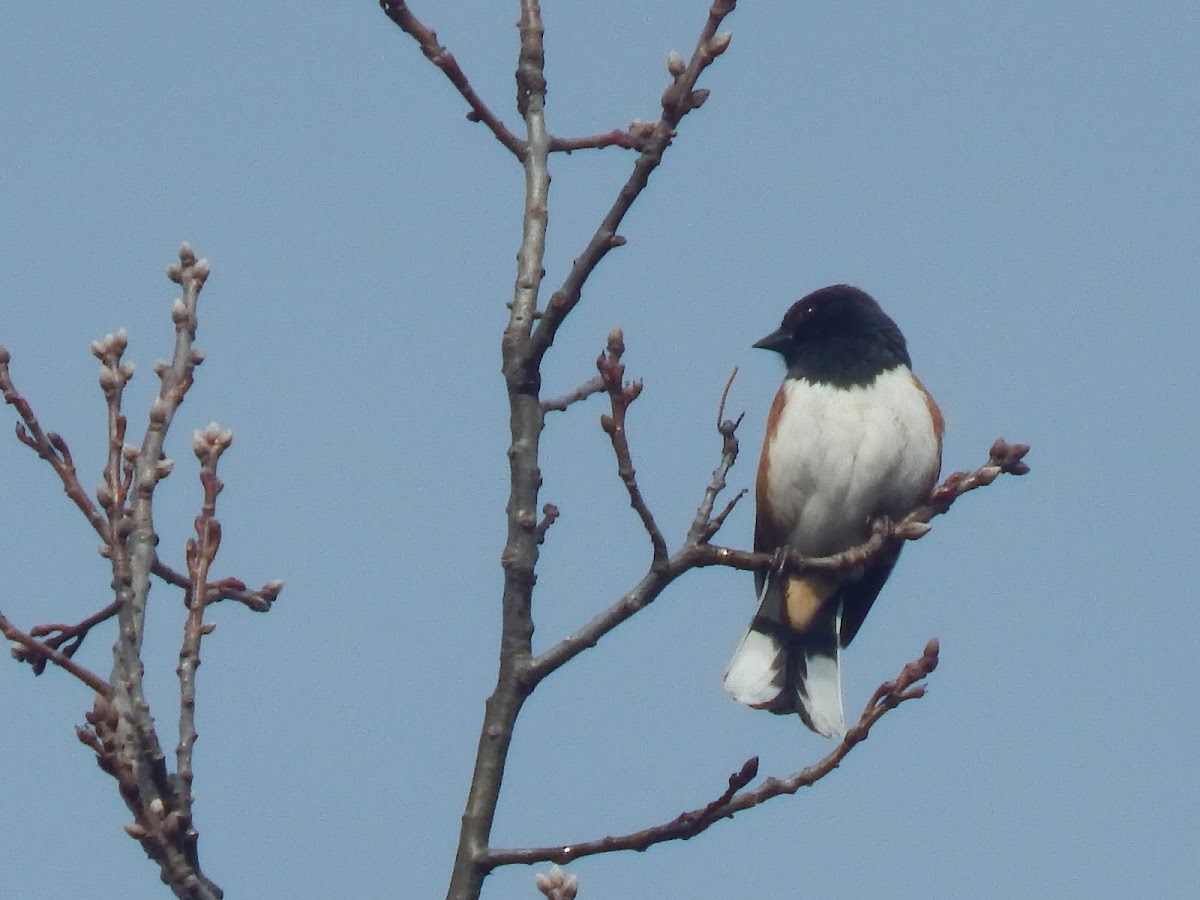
<box><xmin>785</xmin><ymin>326</ymin><xmax>911</xmax><ymax>388</ymax></box>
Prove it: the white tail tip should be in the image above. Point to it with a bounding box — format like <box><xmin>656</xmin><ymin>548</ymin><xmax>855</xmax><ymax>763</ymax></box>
<box><xmin>723</xmin><ymin>628</ymin><xmax>786</xmax><ymax>708</ymax></box>
<box><xmin>797</xmin><ymin>650</ymin><xmax>845</xmax><ymax>739</ymax></box>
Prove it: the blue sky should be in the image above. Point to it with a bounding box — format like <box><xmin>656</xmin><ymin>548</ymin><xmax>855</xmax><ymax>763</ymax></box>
<box><xmin>2</xmin><ymin>3</ymin><xmax>1197</xmax><ymax>899</ymax></box>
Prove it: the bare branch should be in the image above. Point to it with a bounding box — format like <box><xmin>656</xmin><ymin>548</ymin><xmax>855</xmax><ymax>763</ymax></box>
<box><xmin>683</xmin><ymin>438</ymin><xmax>1033</xmax><ymax>579</ymax></box>
<box><xmin>488</xmin><ymin>640</ymin><xmax>939</xmax><ymax>868</ymax></box>
<box><xmin>378</xmin><ymin>1</ymin><xmax>526</xmax><ymax>158</ymax></box>
<box><xmin>1</xmin><ymin>344</ymin><xmax>273</xmax><ymax>630</ymax></box>
<box><xmin>597</xmin><ymin>328</ymin><xmax>668</xmax><ymax>562</ymax></box>
<box><xmin>529</xmin><ymin>2</ymin><xmax>739</xmax><ymax>362</ymax></box>
<box><xmin>0</xmin><ymin>347</ymin><xmax>111</xmax><ymax>539</ymax></box>
<box><xmin>10</xmin><ymin>572</ymin><xmax>276</xmax><ymax>680</ymax></box>
<box><xmin>14</xmin><ymin>600</ymin><xmax>122</xmax><ymax>675</ymax></box>
<box><xmin>446</xmin><ymin>3</ymin><xmax>552</xmax><ymax>898</ymax></box>
<box><xmin>687</xmin><ymin>367</ymin><xmax>745</xmax><ymax>544</ymax></box>
<box><xmin>530</xmin><ymin>439</ymin><xmax>1028</xmax><ymax>683</ymax></box>
<box><xmin>548</xmin><ymin>128</ymin><xmax>647</xmax><ymax>154</ymax></box>
<box><xmin>0</xmin><ymin>611</ymin><xmax>111</xmax><ymax>696</ymax></box>
<box><xmin>373</xmin><ymin>3</ymin><xmax>1029</xmax><ymax>898</ymax></box>
<box><xmin>153</xmin><ymin>564</ymin><xmax>282</xmax><ymax>613</ymax></box>
<box><xmin>176</xmin><ymin>423</ymin><xmax>234</xmax><ymax>821</ymax></box>
<box><xmin>4</xmin><ymin>245</ymin><xmax>283</xmax><ymax>898</ymax></box>
<box><xmin>85</xmin><ymin>244</ymin><xmax>225</xmax><ymax>900</ymax></box>
<box><xmin>541</xmin><ymin>375</ymin><xmax>605</xmax><ymax>413</ymax></box>
<box><xmin>708</xmin><ymin>488</ymin><xmax>748</xmax><ymax>536</ymax></box>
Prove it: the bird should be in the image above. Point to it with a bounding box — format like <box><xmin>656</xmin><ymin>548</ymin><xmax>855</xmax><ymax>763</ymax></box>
<box><xmin>722</xmin><ymin>285</ymin><xmax>944</xmax><ymax>738</ymax></box>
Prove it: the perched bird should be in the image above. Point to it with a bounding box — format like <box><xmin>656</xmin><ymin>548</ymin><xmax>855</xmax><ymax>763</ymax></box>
<box><xmin>723</xmin><ymin>285</ymin><xmax>944</xmax><ymax>738</ymax></box>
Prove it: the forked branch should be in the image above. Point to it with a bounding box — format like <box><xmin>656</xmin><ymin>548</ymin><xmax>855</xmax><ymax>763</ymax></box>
<box><xmin>530</xmin><ymin>1</ymin><xmax>738</xmax><ymax>362</ymax></box>
<box><xmin>1</xmin><ymin>245</ymin><xmax>284</xmax><ymax>900</ymax></box>
<box><xmin>376</xmin><ymin>4</ymin><xmax>1031</xmax><ymax>900</ymax></box>
<box><xmin>488</xmin><ymin>640</ymin><xmax>939</xmax><ymax>868</ymax></box>
<box><xmin>379</xmin><ymin>1</ymin><xmax>526</xmax><ymax>157</ymax></box>
<box><xmin>531</xmin><ymin>356</ymin><xmax>1029</xmax><ymax>683</ymax></box>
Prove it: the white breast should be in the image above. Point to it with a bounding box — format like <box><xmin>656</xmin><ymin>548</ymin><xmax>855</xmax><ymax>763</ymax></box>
<box><xmin>763</xmin><ymin>367</ymin><xmax>940</xmax><ymax>556</ymax></box>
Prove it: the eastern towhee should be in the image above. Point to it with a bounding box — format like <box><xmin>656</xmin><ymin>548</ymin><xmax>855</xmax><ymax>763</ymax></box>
<box><xmin>723</xmin><ymin>285</ymin><xmax>944</xmax><ymax>738</ymax></box>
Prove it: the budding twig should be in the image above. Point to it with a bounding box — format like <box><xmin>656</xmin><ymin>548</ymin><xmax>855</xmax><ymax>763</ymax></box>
<box><xmin>487</xmin><ymin>640</ymin><xmax>938</xmax><ymax>868</ymax></box>
<box><xmin>541</xmin><ymin>375</ymin><xmax>605</xmax><ymax>413</ymax></box>
<box><xmin>378</xmin><ymin>1</ymin><xmax>526</xmax><ymax>158</ymax></box>
<box><xmin>597</xmin><ymin>328</ymin><xmax>668</xmax><ymax>562</ymax></box>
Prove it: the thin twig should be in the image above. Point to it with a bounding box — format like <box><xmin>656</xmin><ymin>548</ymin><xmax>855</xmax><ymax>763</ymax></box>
<box><xmin>529</xmin><ymin>439</ymin><xmax>1029</xmax><ymax>683</ymax></box>
<box><xmin>548</xmin><ymin>129</ymin><xmax>647</xmax><ymax>153</ymax></box>
<box><xmin>2</xmin><ymin>345</ymin><xmax>272</xmax><ymax>632</ymax></box>
<box><xmin>687</xmin><ymin>367</ymin><xmax>745</xmax><ymax>544</ymax></box>
<box><xmin>487</xmin><ymin>640</ymin><xmax>939</xmax><ymax>868</ymax></box>
<box><xmin>378</xmin><ymin>1</ymin><xmax>526</xmax><ymax>158</ymax></box>
<box><xmin>682</xmin><ymin>438</ymin><xmax>1033</xmax><ymax>579</ymax></box>
<box><xmin>176</xmin><ymin>424</ymin><xmax>232</xmax><ymax>824</ymax></box>
<box><xmin>152</xmin><ymin>563</ymin><xmax>282</xmax><ymax>613</ymax></box>
<box><xmin>541</xmin><ymin>375</ymin><xmax>605</xmax><ymax>413</ymax></box>
<box><xmin>529</xmin><ymin>1</ymin><xmax>738</xmax><ymax>364</ymax></box>
<box><xmin>597</xmin><ymin>328</ymin><xmax>668</xmax><ymax>562</ymax></box>
<box><xmin>0</xmin><ymin>347</ymin><xmax>111</xmax><ymax>539</ymax></box>
<box><xmin>15</xmin><ymin>600</ymin><xmax>123</xmax><ymax>675</ymax></box>
<box><xmin>11</xmin><ymin>571</ymin><xmax>276</xmax><ymax>679</ymax></box>
<box><xmin>0</xmin><ymin>611</ymin><xmax>112</xmax><ymax>696</ymax></box>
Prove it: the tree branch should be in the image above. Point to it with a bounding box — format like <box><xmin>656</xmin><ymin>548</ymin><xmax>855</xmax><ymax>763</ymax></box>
<box><xmin>10</xmin><ymin>573</ymin><xmax>277</xmax><ymax>679</ymax></box>
<box><xmin>0</xmin><ymin>347</ymin><xmax>275</xmax><ymax>665</ymax></box>
<box><xmin>378</xmin><ymin>4</ymin><xmax>1029</xmax><ymax>900</ymax></box>
<box><xmin>679</xmin><ymin>437</ymin><xmax>1034</xmax><ymax>580</ymax></box>
<box><xmin>4</xmin><ymin>244</ymin><xmax>288</xmax><ymax>898</ymax></box>
<box><xmin>547</xmin><ymin>128</ymin><xmax>648</xmax><ymax>153</ymax></box>
<box><xmin>0</xmin><ymin>611</ymin><xmax>112</xmax><ymax>696</ymax></box>
<box><xmin>446</xmin><ymin>3</ymin><xmax>552</xmax><ymax>898</ymax></box>
<box><xmin>175</xmin><ymin>424</ymin><xmax>233</xmax><ymax>830</ymax></box>
<box><xmin>0</xmin><ymin>346</ymin><xmax>111</xmax><ymax>539</ymax></box>
<box><xmin>157</xmin><ymin>568</ymin><xmax>283</xmax><ymax>613</ymax></box>
<box><xmin>687</xmin><ymin>367</ymin><xmax>745</xmax><ymax>544</ymax></box>
<box><xmin>10</xmin><ymin>600</ymin><xmax>122</xmax><ymax>675</ymax></box>
<box><xmin>487</xmin><ymin>639</ymin><xmax>940</xmax><ymax>869</ymax></box>
<box><xmin>540</xmin><ymin>375</ymin><xmax>605</xmax><ymax>413</ymax></box>
<box><xmin>529</xmin><ymin>1</ymin><xmax>737</xmax><ymax>364</ymax></box>
<box><xmin>79</xmin><ymin>244</ymin><xmax>225</xmax><ymax>900</ymax></box>
<box><xmin>378</xmin><ymin>1</ymin><xmax>527</xmax><ymax>158</ymax></box>
<box><xmin>530</xmin><ymin>437</ymin><xmax>1028</xmax><ymax>683</ymax></box>
<box><xmin>597</xmin><ymin>328</ymin><xmax>668</xmax><ymax>562</ymax></box>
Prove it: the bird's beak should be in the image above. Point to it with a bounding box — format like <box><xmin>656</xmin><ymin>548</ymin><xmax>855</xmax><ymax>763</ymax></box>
<box><xmin>752</xmin><ymin>329</ymin><xmax>791</xmax><ymax>353</ymax></box>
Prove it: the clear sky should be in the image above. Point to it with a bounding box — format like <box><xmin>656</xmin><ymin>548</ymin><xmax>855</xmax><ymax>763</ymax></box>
<box><xmin>2</xmin><ymin>3</ymin><xmax>1197</xmax><ymax>899</ymax></box>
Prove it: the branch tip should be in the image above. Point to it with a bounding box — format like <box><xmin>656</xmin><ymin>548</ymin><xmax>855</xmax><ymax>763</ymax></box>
<box><xmin>535</xmin><ymin>503</ymin><xmax>560</xmax><ymax>544</ymax></box>
<box><xmin>492</xmin><ymin>640</ymin><xmax>936</xmax><ymax>870</ymax></box>
<box><xmin>378</xmin><ymin>0</ymin><xmax>526</xmax><ymax>158</ymax></box>
<box><xmin>606</xmin><ymin>325</ymin><xmax>625</xmax><ymax>358</ymax></box>
<box><xmin>716</xmin><ymin>367</ymin><xmax>740</xmax><ymax>429</ymax></box>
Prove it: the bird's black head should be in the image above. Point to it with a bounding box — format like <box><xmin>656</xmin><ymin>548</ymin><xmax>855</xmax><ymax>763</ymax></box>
<box><xmin>754</xmin><ymin>285</ymin><xmax>911</xmax><ymax>386</ymax></box>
